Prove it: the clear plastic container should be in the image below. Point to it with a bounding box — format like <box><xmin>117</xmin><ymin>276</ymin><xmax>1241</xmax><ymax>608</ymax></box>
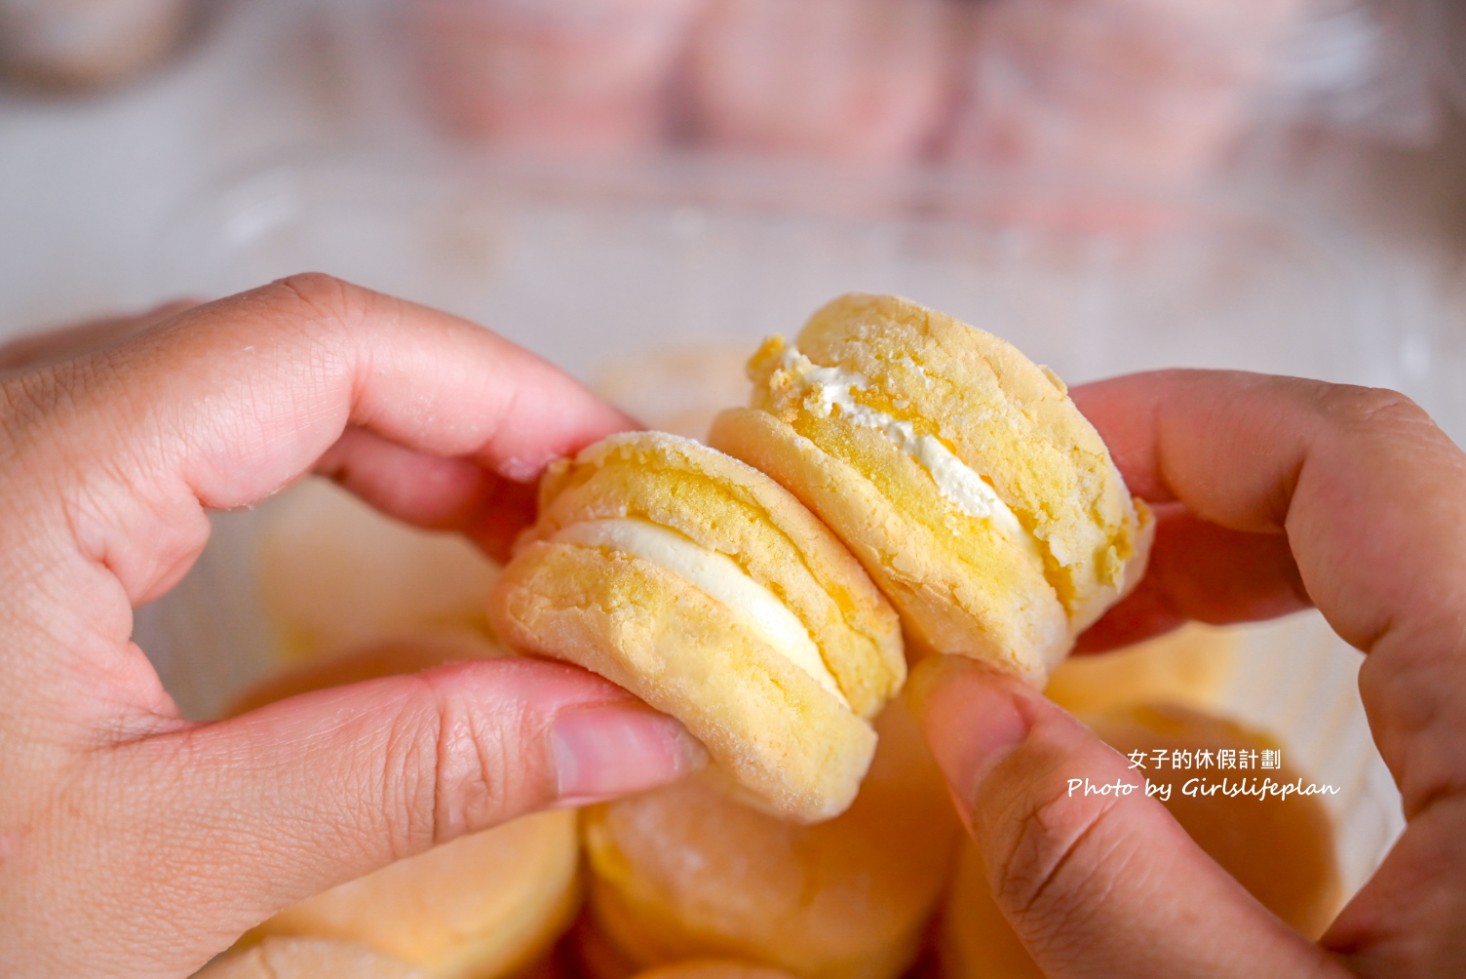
<box><xmin>152</xmin><ymin>153</ymin><xmax>1404</xmax><ymax>385</ymax></box>
<box><xmin>323</xmin><ymin>0</ymin><xmax>1441</xmax><ymax>185</ymax></box>
<box><xmin>144</xmin><ymin>152</ymin><xmax>1408</xmax><ymax>901</ymax></box>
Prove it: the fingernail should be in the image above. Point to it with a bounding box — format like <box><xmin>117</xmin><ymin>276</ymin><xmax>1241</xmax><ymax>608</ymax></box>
<box><xmin>550</xmin><ymin>703</ymin><xmax>708</xmax><ymax>807</ymax></box>
<box><xmin>908</xmin><ymin>656</ymin><xmax>1033</xmax><ymax>815</ymax></box>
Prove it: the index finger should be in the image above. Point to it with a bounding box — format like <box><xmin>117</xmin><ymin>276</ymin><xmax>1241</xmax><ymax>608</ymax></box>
<box><xmin>1074</xmin><ymin>369</ymin><xmax>1466</xmax><ymax>972</ymax></box>
<box><xmin>1</xmin><ymin>274</ymin><xmax>634</xmax><ymax>724</ymax></box>
<box><xmin>1073</xmin><ymin>370</ymin><xmax>1466</xmax><ymax>662</ymax></box>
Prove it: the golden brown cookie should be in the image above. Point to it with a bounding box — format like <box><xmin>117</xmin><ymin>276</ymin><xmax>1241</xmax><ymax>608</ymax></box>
<box><xmin>489</xmin><ymin>432</ymin><xmax>906</xmax><ymax>822</ymax></box>
<box><xmin>579</xmin><ymin>701</ymin><xmax>961</xmax><ymax>979</ymax></box>
<box><xmin>710</xmin><ymin>293</ymin><xmax>1151</xmax><ymax>683</ymax></box>
<box><xmin>1043</xmin><ymin>624</ymin><xmax>1239</xmax><ymax>716</ymax></box>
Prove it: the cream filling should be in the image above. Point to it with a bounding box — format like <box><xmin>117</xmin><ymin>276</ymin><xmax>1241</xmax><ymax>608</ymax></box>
<box><xmin>778</xmin><ymin>346</ymin><xmax>1037</xmax><ymax>550</ymax></box>
<box><xmin>550</xmin><ymin>518</ymin><xmax>849</xmax><ymax>708</ymax></box>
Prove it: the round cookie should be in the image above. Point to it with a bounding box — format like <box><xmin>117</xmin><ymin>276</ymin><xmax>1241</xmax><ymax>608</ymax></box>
<box><xmin>489</xmin><ymin>432</ymin><xmax>905</xmax><ymax>823</ymax></box>
<box><xmin>230</xmin><ymin>637</ymin><xmax>581</xmax><ymax>979</ymax></box>
<box><xmin>193</xmin><ymin>938</ymin><xmax>427</xmax><ymax>979</ymax></box>
<box><xmin>578</xmin><ymin>701</ymin><xmax>961</xmax><ymax>979</ymax></box>
<box><xmin>1083</xmin><ymin>703</ymin><xmax>1343</xmax><ymax>939</ymax></box>
<box><xmin>709</xmin><ymin>292</ymin><xmax>1151</xmax><ymax>682</ymax></box>
<box><xmin>1043</xmin><ymin>624</ymin><xmax>1239</xmax><ymax>716</ymax></box>
<box><xmin>228</xmin><ymin>632</ymin><xmax>505</xmax><ymax>715</ymax></box>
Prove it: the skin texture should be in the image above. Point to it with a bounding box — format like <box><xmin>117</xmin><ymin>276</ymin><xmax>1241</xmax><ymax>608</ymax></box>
<box><xmin>0</xmin><ymin>276</ymin><xmax>706</xmax><ymax>979</ymax></box>
<box><xmin>915</xmin><ymin>370</ymin><xmax>1466</xmax><ymax>977</ymax></box>
<box><xmin>232</xmin><ymin>639</ymin><xmax>582</xmax><ymax>979</ymax></box>
<box><xmin>1042</xmin><ymin>623</ymin><xmax>1238</xmax><ymax>716</ymax></box>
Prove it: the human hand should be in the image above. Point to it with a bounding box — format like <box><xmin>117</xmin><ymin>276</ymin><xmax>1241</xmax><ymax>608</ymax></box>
<box><xmin>913</xmin><ymin>370</ymin><xmax>1466</xmax><ymax>976</ymax></box>
<box><xmin>0</xmin><ymin>275</ymin><xmax>706</xmax><ymax>978</ymax></box>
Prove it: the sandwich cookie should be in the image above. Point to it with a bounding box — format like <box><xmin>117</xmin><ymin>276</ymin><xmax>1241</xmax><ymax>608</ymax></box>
<box><xmin>489</xmin><ymin>431</ymin><xmax>905</xmax><ymax>823</ymax></box>
<box><xmin>710</xmin><ymin>292</ymin><xmax>1151</xmax><ymax>682</ymax></box>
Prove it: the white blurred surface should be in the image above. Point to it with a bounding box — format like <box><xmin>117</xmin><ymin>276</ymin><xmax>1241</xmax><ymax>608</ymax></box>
<box><xmin>0</xmin><ymin>2</ymin><xmax>350</xmax><ymax>333</ymax></box>
<box><xmin>135</xmin><ymin>147</ymin><xmax>1416</xmax><ymax>897</ymax></box>
<box><xmin>1</xmin><ymin>1</ymin><xmax>1462</xmax><ymax>427</ymax></box>
<box><xmin>2</xmin><ymin>0</ymin><xmax>1464</xmax><ymax>937</ymax></box>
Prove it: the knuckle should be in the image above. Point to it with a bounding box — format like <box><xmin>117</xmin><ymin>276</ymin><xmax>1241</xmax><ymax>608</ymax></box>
<box><xmin>0</xmin><ymin>374</ymin><xmax>40</xmax><ymax>447</ymax></box>
<box><xmin>986</xmin><ymin>772</ymin><xmax>1137</xmax><ymax>945</ymax></box>
<box><xmin>395</xmin><ymin>672</ymin><xmax>530</xmax><ymax>849</ymax></box>
<box><xmin>1317</xmin><ymin>384</ymin><xmax>1430</xmax><ymax>435</ymax></box>
<box><xmin>379</xmin><ymin>691</ymin><xmax>443</xmax><ymax>860</ymax></box>
<box><xmin>430</xmin><ymin>695</ymin><xmax>506</xmax><ymax>844</ymax></box>
<box><xmin>261</xmin><ymin>273</ymin><xmax>390</xmax><ymax>383</ymax></box>
<box><xmin>270</xmin><ymin>272</ymin><xmax>361</xmax><ymax>325</ymax></box>
<box><xmin>259</xmin><ymin>273</ymin><xmax>381</xmax><ymax>354</ymax></box>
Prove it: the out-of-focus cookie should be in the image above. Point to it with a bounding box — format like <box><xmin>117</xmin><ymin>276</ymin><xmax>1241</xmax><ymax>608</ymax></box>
<box><xmin>227</xmin><ymin>631</ymin><xmax>504</xmax><ymax>715</ymax></box>
<box><xmin>1086</xmin><ymin>703</ymin><xmax>1342</xmax><ymax>937</ymax></box>
<box><xmin>406</xmin><ymin>0</ymin><xmax>704</xmax><ymax>152</ymax></box>
<box><xmin>490</xmin><ymin>431</ymin><xmax>906</xmax><ymax>823</ymax></box>
<box><xmin>710</xmin><ymin>293</ymin><xmax>1151</xmax><ymax>683</ymax></box>
<box><xmin>594</xmin><ymin>344</ymin><xmax>751</xmax><ymax>440</ymax></box>
<box><xmin>579</xmin><ymin>701</ymin><xmax>961</xmax><ymax>979</ymax></box>
<box><xmin>255</xmin><ymin>479</ymin><xmax>501</xmax><ymax>663</ymax></box>
<box><xmin>192</xmin><ymin>937</ymin><xmax>427</xmax><ymax>979</ymax></box>
<box><xmin>1043</xmin><ymin>624</ymin><xmax>1239</xmax><ymax>716</ymax></box>
<box><xmin>942</xmin><ymin>0</ymin><xmax>1304</xmax><ymax>185</ymax></box>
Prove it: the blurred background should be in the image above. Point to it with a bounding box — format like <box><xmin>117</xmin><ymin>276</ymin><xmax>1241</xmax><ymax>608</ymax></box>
<box><xmin>0</xmin><ymin>0</ymin><xmax>1463</xmax><ymax>430</ymax></box>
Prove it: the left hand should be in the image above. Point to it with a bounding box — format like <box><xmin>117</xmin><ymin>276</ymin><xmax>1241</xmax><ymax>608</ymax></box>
<box><xmin>0</xmin><ymin>275</ymin><xmax>705</xmax><ymax>978</ymax></box>
<box><xmin>913</xmin><ymin>370</ymin><xmax>1466</xmax><ymax>977</ymax></box>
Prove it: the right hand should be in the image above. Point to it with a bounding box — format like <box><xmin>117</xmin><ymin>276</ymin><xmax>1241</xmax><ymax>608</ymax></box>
<box><xmin>914</xmin><ymin>370</ymin><xmax>1466</xmax><ymax>976</ymax></box>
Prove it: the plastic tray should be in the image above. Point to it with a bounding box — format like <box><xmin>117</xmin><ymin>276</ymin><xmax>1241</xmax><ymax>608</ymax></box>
<box><xmin>142</xmin><ymin>152</ymin><xmax>1407</xmax><ymax>902</ymax></box>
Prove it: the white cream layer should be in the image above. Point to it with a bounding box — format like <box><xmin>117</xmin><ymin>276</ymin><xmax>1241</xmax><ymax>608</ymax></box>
<box><xmin>778</xmin><ymin>346</ymin><xmax>1034</xmax><ymax>546</ymax></box>
<box><xmin>550</xmin><ymin>517</ymin><xmax>849</xmax><ymax>708</ymax></box>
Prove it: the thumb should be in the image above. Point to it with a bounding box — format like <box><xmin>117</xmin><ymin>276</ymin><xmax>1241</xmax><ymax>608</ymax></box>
<box><xmin>910</xmin><ymin>655</ymin><xmax>1337</xmax><ymax>979</ymax></box>
<box><xmin>84</xmin><ymin>657</ymin><xmax>705</xmax><ymax>976</ymax></box>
